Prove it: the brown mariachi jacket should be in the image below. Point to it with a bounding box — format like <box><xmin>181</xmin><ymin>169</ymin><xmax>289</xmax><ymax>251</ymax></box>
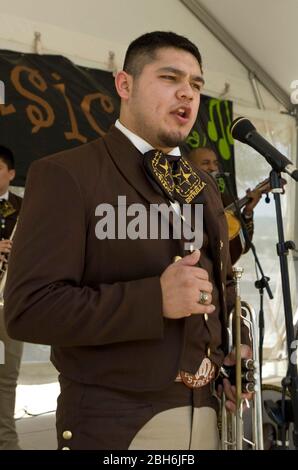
<box><xmin>4</xmin><ymin>126</ymin><xmax>236</xmax><ymax>391</ymax></box>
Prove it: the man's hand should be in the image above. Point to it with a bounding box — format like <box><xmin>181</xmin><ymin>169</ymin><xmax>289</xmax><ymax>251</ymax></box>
<box><xmin>0</xmin><ymin>239</ymin><xmax>12</xmax><ymax>264</ymax></box>
<box><xmin>160</xmin><ymin>250</ymin><xmax>215</xmax><ymax>319</ymax></box>
<box><xmin>243</xmin><ymin>187</ymin><xmax>262</xmax><ymax>215</ymax></box>
<box><xmin>0</xmin><ymin>239</ymin><xmax>12</xmax><ymax>255</ymax></box>
<box><xmin>220</xmin><ymin>344</ymin><xmax>253</xmax><ymax>413</ymax></box>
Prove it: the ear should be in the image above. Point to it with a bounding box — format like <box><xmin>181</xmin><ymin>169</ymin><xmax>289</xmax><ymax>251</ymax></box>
<box><xmin>8</xmin><ymin>169</ymin><xmax>15</xmax><ymax>182</ymax></box>
<box><xmin>115</xmin><ymin>71</ymin><xmax>133</xmax><ymax>100</ymax></box>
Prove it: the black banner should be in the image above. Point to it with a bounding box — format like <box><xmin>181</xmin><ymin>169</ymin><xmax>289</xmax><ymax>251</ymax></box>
<box><xmin>0</xmin><ymin>50</ymin><xmax>235</xmax><ymax>190</ymax></box>
<box><xmin>0</xmin><ymin>51</ymin><xmax>120</xmax><ymax>186</ymax></box>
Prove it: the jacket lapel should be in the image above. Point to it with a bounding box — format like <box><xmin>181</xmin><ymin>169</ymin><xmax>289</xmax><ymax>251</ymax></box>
<box><xmin>103</xmin><ymin>126</ymin><xmax>167</xmax><ymax>206</ymax></box>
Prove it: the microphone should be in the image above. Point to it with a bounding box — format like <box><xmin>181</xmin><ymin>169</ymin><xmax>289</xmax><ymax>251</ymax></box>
<box><xmin>210</xmin><ymin>171</ymin><xmax>230</xmax><ymax>179</ymax></box>
<box><xmin>230</xmin><ymin>117</ymin><xmax>298</xmax><ymax>182</ymax></box>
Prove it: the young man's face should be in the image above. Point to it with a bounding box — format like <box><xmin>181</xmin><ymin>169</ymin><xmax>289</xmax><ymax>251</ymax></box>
<box><xmin>121</xmin><ymin>47</ymin><xmax>203</xmax><ymax>152</ymax></box>
<box><xmin>0</xmin><ymin>158</ymin><xmax>15</xmax><ymax>195</ymax></box>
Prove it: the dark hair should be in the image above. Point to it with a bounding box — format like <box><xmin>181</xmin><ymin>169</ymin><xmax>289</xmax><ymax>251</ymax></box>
<box><xmin>123</xmin><ymin>31</ymin><xmax>202</xmax><ymax>77</ymax></box>
<box><xmin>188</xmin><ymin>147</ymin><xmax>218</xmax><ymax>156</ymax></box>
<box><xmin>0</xmin><ymin>146</ymin><xmax>15</xmax><ymax>170</ymax></box>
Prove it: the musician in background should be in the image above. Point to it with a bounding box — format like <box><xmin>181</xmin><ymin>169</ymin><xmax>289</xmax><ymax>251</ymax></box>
<box><xmin>0</xmin><ymin>146</ymin><xmax>22</xmax><ymax>450</ymax></box>
<box><xmin>187</xmin><ymin>147</ymin><xmax>262</xmax><ymax>264</ymax></box>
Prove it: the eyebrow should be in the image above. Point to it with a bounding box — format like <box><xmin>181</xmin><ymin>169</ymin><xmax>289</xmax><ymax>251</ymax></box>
<box><xmin>156</xmin><ymin>66</ymin><xmax>205</xmax><ymax>86</ymax></box>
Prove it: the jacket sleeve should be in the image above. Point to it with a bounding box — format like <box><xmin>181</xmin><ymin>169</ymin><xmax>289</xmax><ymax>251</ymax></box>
<box><xmin>4</xmin><ymin>159</ymin><xmax>164</xmax><ymax>347</ymax></box>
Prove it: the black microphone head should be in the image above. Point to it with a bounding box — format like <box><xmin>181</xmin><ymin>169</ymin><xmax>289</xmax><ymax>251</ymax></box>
<box><xmin>230</xmin><ymin>117</ymin><xmax>256</xmax><ymax>143</ymax></box>
<box><xmin>210</xmin><ymin>171</ymin><xmax>230</xmax><ymax>179</ymax></box>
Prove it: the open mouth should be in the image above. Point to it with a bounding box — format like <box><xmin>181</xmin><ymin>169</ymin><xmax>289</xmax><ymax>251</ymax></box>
<box><xmin>171</xmin><ymin>106</ymin><xmax>191</xmax><ymax>123</ymax></box>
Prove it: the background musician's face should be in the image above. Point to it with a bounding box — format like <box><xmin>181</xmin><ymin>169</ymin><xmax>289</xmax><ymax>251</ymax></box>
<box><xmin>0</xmin><ymin>158</ymin><xmax>15</xmax><ymax>196</ymax></box>
<box><xmin>188</xmin><ymin>148</ymin><xmax>219</xmax><ymax>173</ymax></box>
<box><xmin>116</xmin><ymin>47</ymin><xmax>203</xmax><ymax>153</ymax></box>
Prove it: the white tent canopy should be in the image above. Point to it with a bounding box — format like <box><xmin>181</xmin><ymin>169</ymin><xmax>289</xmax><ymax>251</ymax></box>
<box><xmin>1</xmin><ymin>0</ymin><xmax>296</xmax><ymax>113</ymax></box>
<box><xmin>0</xmin><ymin>0</ymin><xmax>297</xmax><ymax>370</ymax></box>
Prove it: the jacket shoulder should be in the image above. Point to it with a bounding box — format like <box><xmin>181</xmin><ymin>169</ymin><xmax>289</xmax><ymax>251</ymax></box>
<box><xmin>8</xmin><ymin>192</ymin><xmax>23</xmax><ymax>210</ymax></box>
<box><xmin>28</xmin><ymin>136</ymin><xmax>110</xmax><ymax>193</ymax></box>
<box><xmin>42</xmin><ymin>137</ymin><xmax>106</xmax><ymax>171</ymax></box>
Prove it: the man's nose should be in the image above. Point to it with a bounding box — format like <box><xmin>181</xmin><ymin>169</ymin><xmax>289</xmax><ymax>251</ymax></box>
<box><xmin>176</xmin><ymin>82</ymin><xmax>194</xmax><ymax>101</ymax></box>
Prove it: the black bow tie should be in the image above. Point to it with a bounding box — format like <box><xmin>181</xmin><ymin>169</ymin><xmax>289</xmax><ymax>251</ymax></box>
<box><xmin>143</xmin><ymin>149</ymin><xmax>206</xmax><ymax>204</ymax></box>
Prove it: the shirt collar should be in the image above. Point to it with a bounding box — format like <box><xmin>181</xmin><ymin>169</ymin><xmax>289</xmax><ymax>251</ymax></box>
<box><xmin>115</xmin><ymin>119</ymin><xmax>181</xmax><ymax>157</ymax></box>
<box><xmin>0</xmin><ymin>191</ymin><xmax>9</xmax><ymax>201</ymax></box>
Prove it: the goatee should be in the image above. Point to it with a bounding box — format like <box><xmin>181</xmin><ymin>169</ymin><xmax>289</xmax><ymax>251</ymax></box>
<box><xmin>158</xmin><ymin>131</ymin><xmax>186</xmax><ymax>148</ymax></box>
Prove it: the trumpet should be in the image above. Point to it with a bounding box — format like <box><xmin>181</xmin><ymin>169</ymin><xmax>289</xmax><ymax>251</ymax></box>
<box><xmin>220</xmin><ymin>266</ymin><xmax>264</xmax><ymax>450</ymax></box>
<box><xmin>0</xmin><ymin>220</ymin><xmax>18</xmax><ymax>307</ymax></box>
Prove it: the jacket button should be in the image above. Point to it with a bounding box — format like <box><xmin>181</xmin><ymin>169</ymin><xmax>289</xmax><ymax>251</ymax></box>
<box><xmin>62</xmin><ymin>430</ymin><xmax>72</xmax><ymax>440</ymax></box>
<box><xmin>204</xmin><ymin>313</ymin><xmax>209</xmax><ymax>321</ymax></box>
<box><xmin>207</xmin><ymin>346</ymin><xmax>211</xmax><ymax>357</ymax></box>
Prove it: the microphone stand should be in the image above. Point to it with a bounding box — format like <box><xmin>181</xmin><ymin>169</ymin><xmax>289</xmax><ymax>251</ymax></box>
<box><xmin>269</xmin><ymin>169</ymin><xmax>298</xmax><ymax>450</ymax></box>
<box><xmin>221</xmin><ymin>173</ymin><xmax>273</xmax><ymax>381</ymax></box>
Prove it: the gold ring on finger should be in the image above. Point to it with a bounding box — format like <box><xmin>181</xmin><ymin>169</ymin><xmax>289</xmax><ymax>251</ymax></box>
<box><xmin>198</xmin><ymin>290</ymin><xmax>209</xmax><ymax>305</ymax></box>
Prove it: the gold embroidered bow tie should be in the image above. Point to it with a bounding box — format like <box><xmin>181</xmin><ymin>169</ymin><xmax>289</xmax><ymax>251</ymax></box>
<box><xmin>0</xmin><ymin>199</ymin><xmax>15</xmax><ymax>218</ymax></box>
<box><xmin>143</xmin><ymin>149</ymin><xmax>206</xmax><ymax>204</ymax></box>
